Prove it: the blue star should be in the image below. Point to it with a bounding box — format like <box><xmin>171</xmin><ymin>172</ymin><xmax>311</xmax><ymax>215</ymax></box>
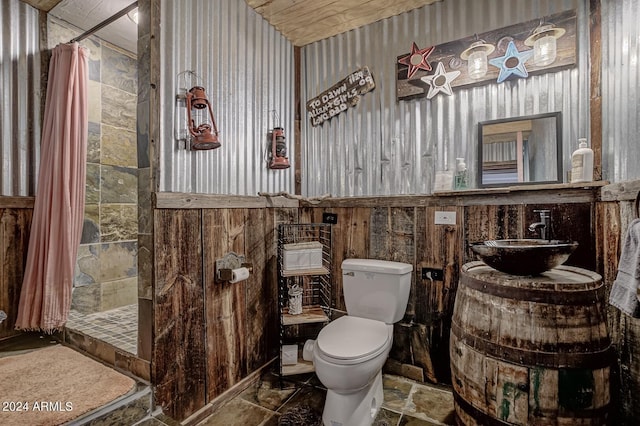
<box><xmin>488</xmin><ymin>41</ymin><xmax>534</xmax><ymax>83</ymax></box>
<box><xmin>420</xmin><ymin>62</ymin><xmax>461</xmax><ymax>99</ymax></box>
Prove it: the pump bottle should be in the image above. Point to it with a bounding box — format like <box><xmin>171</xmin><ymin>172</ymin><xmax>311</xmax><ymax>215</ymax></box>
<box><xmin>570</xmin><ymin>138</ymin><xmax>594</xmax><ymax>183</ymax></box>
<box><xmin>454</xmin><ymin>158</ymin><xmax>468</xmax><ymax>190</ymax></box>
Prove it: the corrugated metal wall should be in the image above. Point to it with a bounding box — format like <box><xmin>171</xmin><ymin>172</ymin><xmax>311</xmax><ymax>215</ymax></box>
<box><xmin>0</xmin><ymin>0</ymin><xmax>41</xmax><ymax>196</ymax></box>
<box><xmin>301</xmin><ymin>0</ymin><xmax>586</xmax><ymax>196</ymax></box>
<box><xmin>159</xmin><ymin>0</ymin><xmax>295</xmax><ymax>195</ymax></box>
<box><xmin>601</xmin><ymin>0</ymin><xmax>640</xmax><ymax>183</ymax></box>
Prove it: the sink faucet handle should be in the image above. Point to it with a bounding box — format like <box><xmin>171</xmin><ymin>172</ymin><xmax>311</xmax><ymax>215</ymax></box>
<box><xmin>533</xmin><ymin>209</ymin><xmax>551</xmax><ymax>218</ymax></box>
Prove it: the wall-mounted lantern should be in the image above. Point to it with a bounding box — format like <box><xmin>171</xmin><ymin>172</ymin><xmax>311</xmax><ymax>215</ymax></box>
<box><xmin>268</xmin><ymin>110</ymin><xmax>289</xmax><ymax>169</ymax></box>
<box><xmin>175</xmin><ymin>71</ymin><xmax>221</xmax><ymax>151</ymax></box>
<box><xmin>524</xmin><ymin>22</ymin><xmax>566</xmax><ymax>67</ymax></box>
<box><xmin>185</xmin><ymin>86</ymin><xmax>220</xmax><ymax>150</ymax></box>
<box><xmin>460</xmin><ymin>39</ymin><xmax>495</xmax><ymax>80</ymax></box>
<box><xmin>269</xmin><ymin>127</ymin><xmax>290</xmax><ymax>169</ymax></box>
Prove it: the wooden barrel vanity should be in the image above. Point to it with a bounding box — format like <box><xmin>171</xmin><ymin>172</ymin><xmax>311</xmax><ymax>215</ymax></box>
<box><xmin>450</xmin><ymin>261</ymin><xmax>612</xmax><ymax>425</ymax></box>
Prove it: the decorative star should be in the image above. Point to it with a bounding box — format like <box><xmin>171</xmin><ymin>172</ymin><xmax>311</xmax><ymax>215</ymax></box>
<box><xmin>488</xmin><ymin>41</ymin><xmax>534</xmax><ymax>83</ymax></box>
<box><xmin>398</xmin><ymin>42</ymin><xmax>435</xmax><ymax>79</ymax></box>
<box><xmin>420</xmin><ymin>62</ymin><xmax>461</xmax><ymax>99</ymax></box>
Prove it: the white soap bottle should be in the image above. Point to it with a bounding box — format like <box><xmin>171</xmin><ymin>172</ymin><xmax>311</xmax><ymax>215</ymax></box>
<box><xmin>570</xmin><ymin>138</ymin><xmax>594</xmax><ymax>183</ymax></box>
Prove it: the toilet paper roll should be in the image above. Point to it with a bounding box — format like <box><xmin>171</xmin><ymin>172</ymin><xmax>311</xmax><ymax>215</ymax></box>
<box><xmin>302</xmin><ymin>339</ymin><xmax>315</xmax><ymax>361</ymax></box>
<box><xmin>229</xmin><ymin>267</ymin><xmax>250</xmax><ymax>283</ymax></box>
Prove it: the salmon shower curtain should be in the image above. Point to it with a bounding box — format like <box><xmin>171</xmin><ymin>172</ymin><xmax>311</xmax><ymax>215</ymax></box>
<box><xmin>15</xmin><ymin>43</ymin><xmax>88</xmax><ymax>332</ymax></box>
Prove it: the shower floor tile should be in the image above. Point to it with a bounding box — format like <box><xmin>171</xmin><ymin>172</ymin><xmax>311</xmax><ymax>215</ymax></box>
<box><xmin>67</xmin><ymin>304</ymin><xmax>138</xmax><ymax>355</ymax></box>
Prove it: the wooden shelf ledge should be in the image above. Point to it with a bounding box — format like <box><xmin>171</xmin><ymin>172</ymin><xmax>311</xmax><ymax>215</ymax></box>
<box><xmin>282</xmin><ymin>305</ymin><xmax>329</xmax><ymax>325</ymax></box>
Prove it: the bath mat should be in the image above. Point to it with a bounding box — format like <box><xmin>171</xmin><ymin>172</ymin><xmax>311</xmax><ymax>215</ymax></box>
<box><xmin>0</xmin><ymin>344</ymin><xmax>135</xmax><ymax>426</ymax></box>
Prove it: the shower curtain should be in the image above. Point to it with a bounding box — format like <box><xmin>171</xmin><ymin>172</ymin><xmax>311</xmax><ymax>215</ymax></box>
<box><xmin>15</xmin><ymin>43</ymin><xmax>88</xmax><ymax>332</ymax></box>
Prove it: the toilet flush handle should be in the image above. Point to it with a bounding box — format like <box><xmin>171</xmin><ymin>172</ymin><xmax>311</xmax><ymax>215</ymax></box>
<box><xmin>344</xmin><ymin>272</ymin><xmax>355</xmax><ymax>276</ymax></box>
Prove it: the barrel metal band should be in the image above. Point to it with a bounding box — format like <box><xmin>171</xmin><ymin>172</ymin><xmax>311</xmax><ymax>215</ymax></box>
<box><xmin>453</xmin><ymin>391</ymin><xmax>610</xmax><ymax>425</ymax></box>
<box><xmin>461</xmin><ymin>275</ymin><xmax>606</xmax><ymax>305</ymax></box>
<box><xmin>451</xmin><ymin>321</ymin><xmax>614</xmax><ymax>369</ymax></box>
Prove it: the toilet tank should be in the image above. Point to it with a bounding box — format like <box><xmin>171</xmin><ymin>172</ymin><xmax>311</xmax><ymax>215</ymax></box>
<box><xmin>342</xmin><ymin>259</ymin><xmax>413</xmax><ymax>323</ymax></box>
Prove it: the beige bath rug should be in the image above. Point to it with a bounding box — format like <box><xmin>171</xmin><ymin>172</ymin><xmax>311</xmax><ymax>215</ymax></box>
<box><xmin>0</xmin><ymin>344</ymin><xmax>135</xmax><ymax>425</ymax></box>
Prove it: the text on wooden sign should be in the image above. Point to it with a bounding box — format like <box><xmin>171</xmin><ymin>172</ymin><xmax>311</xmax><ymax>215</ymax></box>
<box><xmin>306</xmin><ymin>67</ymin><xmax>375</xmax><ymax>126</ymax></box>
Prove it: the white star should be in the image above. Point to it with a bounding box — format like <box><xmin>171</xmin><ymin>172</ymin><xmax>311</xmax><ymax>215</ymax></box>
<box><xmin>420</xmin><ymin>62</ymin><xmax>461</xmax><ymax>99</ymax></box>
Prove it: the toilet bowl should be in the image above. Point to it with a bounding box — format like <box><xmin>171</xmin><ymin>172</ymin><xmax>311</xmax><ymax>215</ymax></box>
<box><xmin>313</xmin><ymin>316</ymin><xmax>392</xmax><ymax>426</ymax></box>
<box><xmin>312</xmin><ymin>258</ymin><xmax>413</xmax><ymax>426</ymax></box>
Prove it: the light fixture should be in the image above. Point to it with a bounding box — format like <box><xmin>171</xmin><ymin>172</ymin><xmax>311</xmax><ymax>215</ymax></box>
<box><xmin>185</xmin><ymin>86</ymin><xmax>221</xmax><ymax>150</ymax></box>
<box><xmin>524</xmin><ymin>21</ymin><xmax>566</xmax><ymax>67</ymax></box>
<box><xmin>268</xmin><ymin>111</ymin><xmax>290</xmax><ymax>169</ymax></box>
<box><xmin>460</xmin><ymin>39</ymin><xmax>495</xmax><ymax>80</ymax></box>
<box><xmin>269</xmin><ymin>127</ymin><xmax>290</xmax><ymax>169</ymax></box>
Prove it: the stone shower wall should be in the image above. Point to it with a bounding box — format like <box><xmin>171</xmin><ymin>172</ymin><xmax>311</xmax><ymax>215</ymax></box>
<box><xmin>48</xmin><ymin>17</ymin><xmax>138</xmax><ymax>313</ymax></box>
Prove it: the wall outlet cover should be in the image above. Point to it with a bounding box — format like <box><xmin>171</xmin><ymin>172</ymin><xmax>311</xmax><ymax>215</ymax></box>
<box><xmin>323</xmin><ymin>213</ymin><xmax>338</xmax><ymax>224</ymax></box>
<box><xmin>434</xmin><ymin>211</ymin><xmax>456</xmax><ymax>225</ymax></box>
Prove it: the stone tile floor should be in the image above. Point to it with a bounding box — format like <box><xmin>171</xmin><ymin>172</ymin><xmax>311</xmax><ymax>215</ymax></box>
<box><xmin>0</xmin><ymin>333</ymin><xmax>456</xmax><ymax>426</ymax></box>
<box><xmin>191</xmin><ymin>371</ymin><xmax>456</xmax><ymax>426</ymax></box>
<box><xmin>67</xmin><ymin>304</ymin><xmax>138</xmax><ymax>355</ymax></box>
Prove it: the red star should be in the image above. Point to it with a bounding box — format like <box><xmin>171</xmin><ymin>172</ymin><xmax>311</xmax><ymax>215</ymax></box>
<box><xmin>398</xmin><ymin>42</ymin><xmax>435</xmax><ymax>79</ymax></box>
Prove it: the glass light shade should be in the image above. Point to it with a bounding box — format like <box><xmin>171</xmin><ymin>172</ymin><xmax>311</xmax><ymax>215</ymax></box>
<box><xmin>534</xmin><ymin>34</ymin><xmax>557</xmax><ymax>66</ymax></box>
<box><xmin>467</xmin><ymin>50</ymin><xmax>488</xmax><ymax>79</ymax></box>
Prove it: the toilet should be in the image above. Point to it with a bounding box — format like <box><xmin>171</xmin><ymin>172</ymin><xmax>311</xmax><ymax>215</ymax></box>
<box><xmin>311</xmin><ymin>258</ymin><xmax>413</xmax><ymax>426</ymax></box>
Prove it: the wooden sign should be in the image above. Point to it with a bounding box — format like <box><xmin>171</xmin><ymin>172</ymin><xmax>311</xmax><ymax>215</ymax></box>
<box><xmin>307</xmin><ymin>67</ymin><xmax>375</xmax><ymax>126</ymax></box>
<box><xmin>397</xmin><ymin>9</ymin><xmax>577</xmax><ymax>101</ymax></box>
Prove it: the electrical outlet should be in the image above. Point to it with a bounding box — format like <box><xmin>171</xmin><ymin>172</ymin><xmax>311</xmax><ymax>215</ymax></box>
<box><xmin>434</xmin><ymin>211</ymin><xmax>456</xmax><ymax>225</ymax></box>
<box><xmin>421</xmin><ymin>268</ymin><xmax>444</xmax><ymax>281</ymax></box>
<box><xmin>323</xmin><ymin>213</ymin><xmax>338</xmax><ymax>224</ymax></box>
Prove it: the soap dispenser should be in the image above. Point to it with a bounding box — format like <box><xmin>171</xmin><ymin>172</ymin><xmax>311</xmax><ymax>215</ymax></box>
<box><xmin>454</xmin><ymin>158</ymin><xmax>468</xmax><ymax>190</ymax></box>
<box><xmin>570</xmin><ymin>138</ymin><xmax>594</xmax><ymax>183</ymax></box>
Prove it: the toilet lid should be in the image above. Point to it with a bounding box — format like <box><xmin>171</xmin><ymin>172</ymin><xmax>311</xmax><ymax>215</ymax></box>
<box><xmin>317</xmin><ymin>316</ymin><xmax>390</xmax><ymax>360</ymax></box>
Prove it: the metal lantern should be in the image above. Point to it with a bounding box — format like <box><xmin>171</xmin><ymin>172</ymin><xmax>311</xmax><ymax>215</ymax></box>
<box><xmin>269</xmin><ymin>126</ymin><xmax>290</xmax><ymax>169</ymax></box>
<box><xmin>185</xmin><ymin>86</ymin><xmax>221</xmax><ymax>150</ymax></box>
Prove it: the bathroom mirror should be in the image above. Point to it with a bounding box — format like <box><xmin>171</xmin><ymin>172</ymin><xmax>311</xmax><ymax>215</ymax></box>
<box><xmin>477</xmin><ymin>112</ymin><xmax>562</xmax><ymax>187</ymax></box>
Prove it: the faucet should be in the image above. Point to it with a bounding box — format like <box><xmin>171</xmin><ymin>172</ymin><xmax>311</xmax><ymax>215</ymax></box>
<box><xmin>528</xmin><ymin>209</ymin><xmax>551</xmax><ymax>240</ymax></box>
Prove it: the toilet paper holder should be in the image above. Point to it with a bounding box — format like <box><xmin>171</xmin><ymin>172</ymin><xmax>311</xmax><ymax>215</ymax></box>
<box><xmin>215</xmin><ymin>252</ymin><xmax>253</xmax><ymax>282</ymax></box>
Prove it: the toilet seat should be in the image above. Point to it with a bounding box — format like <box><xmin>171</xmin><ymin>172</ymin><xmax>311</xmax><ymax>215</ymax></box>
<box><xmin>316</xmin><ymin>316</ymin><xmax>391</xmax><ymax>365</ymax></box>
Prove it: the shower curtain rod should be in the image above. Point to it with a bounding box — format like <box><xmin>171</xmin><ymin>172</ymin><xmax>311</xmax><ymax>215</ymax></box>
<box><xmin>69</xmin><ymin>1</ymin><xmax>138</xmax><ymax>44</ymax></box>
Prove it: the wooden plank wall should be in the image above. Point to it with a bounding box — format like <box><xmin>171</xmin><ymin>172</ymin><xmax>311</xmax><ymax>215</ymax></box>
<box><xmin>599</xmin><ymin>180</ymin><xmax>640</xmax><ymax>424</ymax></box>
<box><xmin>0</xmin><ymin>207</ymin><xmax>33</xmax><ymax>340</ymax></box>
<box><xmin>153</xmin><ymin>206</ymin><xmax>296</xmax><ymax>420</ymax></box>
<box><xmin>150</xmin><ymin>186</ymin><xmax>607</xmax><ymax>420</ymax></box>
<box><xmin>302</xmin><ymin>199</ymin><xmax>596</xmax><ymax>385</ymax></box>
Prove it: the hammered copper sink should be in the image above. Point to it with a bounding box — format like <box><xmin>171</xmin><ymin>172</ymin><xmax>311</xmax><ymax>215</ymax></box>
<box><xmin>470</xmin><ymin>239</ymin><xmax>579</xmax><ymax>276</ymax></box>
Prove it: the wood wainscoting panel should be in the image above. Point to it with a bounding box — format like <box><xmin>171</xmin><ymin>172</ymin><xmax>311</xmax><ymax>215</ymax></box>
<box><xmin>203</xmin><ymin>209</ymin><xmax>249</xmax><ymax>401</ymax></box>
<box><xmin>300</xmin><ymin>206</ymin><xmax>371</xmax><ymax>312</ymax></box>
<box><xmin>244</xmin><ymin>208</ymin><xmax>278</xmax><ymax>373</ymax></box>
<box><xmin>0</xmin><ymin>208</ymin><xmax>33</xmax><ymax>340</ymax></box>
<box><xmin>153</xmin><ymin>209</ymin><xmax>206</xmax><ymax>421</ymax></box>
<box><xmin>412</xmin><ymin>205</ymin><xmax>463</xmax><ymax>383</ymax></box>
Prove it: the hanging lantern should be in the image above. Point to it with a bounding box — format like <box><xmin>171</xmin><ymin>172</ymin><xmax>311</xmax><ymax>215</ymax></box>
<box><xmin>460</xmin><ymin>39</ymin><xmax>495</xmax><ymax>80</ymax></box>
<box><xmin>524</xmin><ymin>22</ymin><xmax>566</xmax><ymax>67</ymax></box>
<box><xmin>185</xmin><ymin>86</ymin><xmax>221</xmax><ymax>150</ymax></box>
<box><xmin>269</xmin><ymin>126</ymin><xmax>290</xmax><ymax>169</ymax></box>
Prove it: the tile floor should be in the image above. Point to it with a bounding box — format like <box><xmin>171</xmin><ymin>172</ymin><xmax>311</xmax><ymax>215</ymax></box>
<box><xmin>67</xmin><ymin>304</ymin><xmax>138</xmax><ymax>355</ymax></box>
<box><xmin>193</xmin><ymin>371</ymin><xmax>456</xmax><ymax>426</ymax></box>
<box><xmin>0</xmin><ymin>333</ymin><xmax>457</xmax><ymax>425</ymax></box>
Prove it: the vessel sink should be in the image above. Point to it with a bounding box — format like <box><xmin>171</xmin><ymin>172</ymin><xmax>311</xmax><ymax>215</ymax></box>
<box><xmin>470</xmin><ymin>239</ymin><xmax>579</xmax><ymax>276</ymax></box>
